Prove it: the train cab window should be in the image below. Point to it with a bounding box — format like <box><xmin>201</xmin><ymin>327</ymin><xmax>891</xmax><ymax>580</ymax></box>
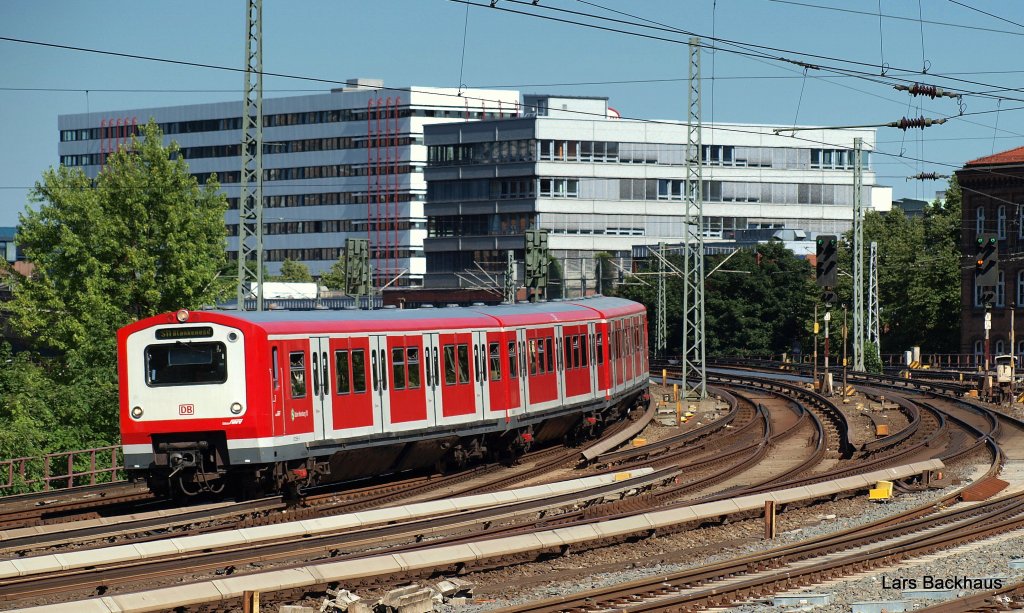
<box><xmin>335</xmin><ymin>350</ymin><xmax>350</xmax><ymax>394</ymax></box>
<box><xmin>597</xmin><ymin>333</ymin><xmax>604</xmax><ymax>364</ymax></box>
<box><xmin>392</xmin><ymin>347</ymin><xmax>406</xmax><ymax>390</ymax></box>
<box><xmin>145</xmin><ymin>342</ymin><xmax>227</xmax><ymax>386</ymax></box>
<box><xmin>351</xmin><ymin>350</ymin><xmax>366</xmax><ymax>393</ymax></box>
<box><xmin>545</xmin><ymin>337</ymin><xmax>554</xmax><ymax>373</ymax></box>
<box><xmin>457</xmin><ymin>344</ymin><xmax>470</xmax><ymax>383</ymax></box>
<box><xmin>529</xmin><ymin>339</ymin><xmax>539</xmax><ymax>375</ymax></box>
<box><xmin>289</xmin><ymin>352</ymin><xmax>306</xmax><ymax>398</ymax></box>
<box><xmin>407</xmin><ymin>347</ymin><xmax>421</xmax><ymax>389</ymax></box>
<box><xmin>508</xmin><ymin>341</ymin><xmax>518</xmax><ymax>378</ymax></box>
<box><xmin>489</xmin><ymin>343</ymin><xmax>502</xmax><ymax>381</ymax></box>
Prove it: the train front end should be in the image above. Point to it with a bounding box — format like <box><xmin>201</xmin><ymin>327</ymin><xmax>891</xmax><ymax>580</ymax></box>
<box><xmin>118</xmin><ymin>309</ymin><xmax>261</xmax><ymax>498</ymax></box>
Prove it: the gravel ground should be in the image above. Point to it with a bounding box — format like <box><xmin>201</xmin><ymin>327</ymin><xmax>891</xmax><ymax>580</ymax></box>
<box><xmin>729</xmin><ymin>533</ymin><xmax>1024</xmax><ymax>613</ymax></box>
<box><xmin>430</xmin><ymin>462</ymin><xmax>984</xmax><ymax>613</ymax></box>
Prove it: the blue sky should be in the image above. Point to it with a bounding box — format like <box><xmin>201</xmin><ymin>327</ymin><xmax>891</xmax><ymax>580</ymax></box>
<box><xmin>3</xmin><ymin>0</ymin><xmax>1024</xmax><ymax>226</ymax></box>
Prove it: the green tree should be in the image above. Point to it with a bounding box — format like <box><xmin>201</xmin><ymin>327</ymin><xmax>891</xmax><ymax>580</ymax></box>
<box><xmin>594</xmin><ymin>252</ymin><xmax>617</xmax><ymax>296</ymax></box>
<box><xmin>319</xmin><ymin>250</ymin><xmax>348</xmax><ymax>290</ymax></box>
<box><xmin>2</xmin><ymin>120</ymin><xmax>229</xmax><ymax>448</ymax></box>
<box><xmin>277</xmin><ymin>258</ymin><xmax>313</xmax><ymax>283</ymax></box>
<box><xmin>547</xmin><ymin>257</ymin><xmax>564</xmax><ymax>300</ymax></box>
<box><xmin>618</xmin><ymin>242</ymin><xmax>815</xmax><ymax>358</ymax></box>
<box><xmin>9</xmin><ymin>120</ymin><xmax>228</xmax><ymax>360</ymax></box>
<box><xmin>836</xmin><ymin>178</ymin><xmax>961</xmax><ymax>355</ymax></box>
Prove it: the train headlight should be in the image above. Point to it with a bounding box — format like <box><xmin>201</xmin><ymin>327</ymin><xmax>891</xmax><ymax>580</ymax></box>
<box><xmin>175</xmin><ymin>309</ymin><xmax>189</xmax><ymax>323</ymax></box>
<box><xmin>230</xmin><ymin>402</ymin><xmax>244</xmax><ymax>415</ymax></box>
<box><xmin>131</xmin><ymin>406</ymin><xmax>144</xmax><ymax>419</ymax></box>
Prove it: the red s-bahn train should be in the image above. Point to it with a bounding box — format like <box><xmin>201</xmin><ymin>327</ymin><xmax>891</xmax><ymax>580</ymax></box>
<box><xmin>118</xmin><ymin>297</ymin><xmax>649</xmax><ymax>497</ymax></box>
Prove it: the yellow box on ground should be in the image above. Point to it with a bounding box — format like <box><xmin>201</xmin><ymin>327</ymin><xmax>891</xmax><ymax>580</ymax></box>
<box><xmin>631</xmin><ymin>437</ymin><xmax>647</xmax><ymax>447</ymax></box>
<box><xmin>869</xmin><ymin>480</ymin><xmax>893</xmax><ymax>500</ymax></box>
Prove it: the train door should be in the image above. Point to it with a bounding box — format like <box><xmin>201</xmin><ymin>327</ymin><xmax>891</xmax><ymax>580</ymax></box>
<box><xmin>422</xmin><ymin>333</ymin><xmax>442</xmax><ymax>424</ymax></box>
<box><xmin>387</xmin><ymin>334</ymin><xmax>430</xmax><ymax>431</ymax></box>
<box><xmin>622</xmin><ymin>320</ymin><xmax>631</xmax><ymax>389</ymax></box>
<box><xmin>526</xmin><ymin>327</ymin><xmax>558</xmax><ymax>411</ymax></box>
<box><xmin>587</xmin><ymin>323</ymin><xmax>598</xmax><ymax>398</ymax></box>
<box><xmin>328</xmin><ymin>336</ymin><xmax>379</xmax><ymax>438</ymax></box>
<box><xmin>486</xmin><ymin>331</ymin><xmax>519</xmax><ymax>419</ymax></box>
<box><xmin>472</xmin><ymin>331</ymin><xmax>491</xmax><ymax>417</ymax></box>
<box><xmin>308</xmin><ymin>337</ymin><xmax>330</xmax><ymax>440</ymax></box>
<box><xmin>280</xmin><ymin>340</ymin><xmax>314</xmax><ymax>438</ymax></box>
<box><xmin>554</xmin><ymin>325</ymin><xmax>566</xmax><ymax>404</ymax></box>
<box><xmin>438</xmin><ymin>332</ymin><xmax>477</xmax><ymax>424</ymax></box>
<box><xmin>516</xmin><ymin>328</ymin><xmax>530</xmax><ymax>410</ymax></box>
<box><xmin>368</xmin><ymin>335</ymin><xmax>390</xmax><ymax>430</ymax></box>
<box><xmin>270</xmin><ymin>344</ymin><xmax>285</xmax><ymax>438</ymax></box>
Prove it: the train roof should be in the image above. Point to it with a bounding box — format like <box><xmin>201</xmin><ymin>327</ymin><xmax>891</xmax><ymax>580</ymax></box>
<box><xmin>121</xmin><ymin>296</ymin><xmax>646</xmax><ymax>337</ymax></box>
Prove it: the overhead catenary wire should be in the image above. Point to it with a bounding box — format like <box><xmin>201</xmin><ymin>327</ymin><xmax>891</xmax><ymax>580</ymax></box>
<box><xmin>1</xmin><ymin>12</ymin><xmax>1021</xmax><ymax>192</ymax></box>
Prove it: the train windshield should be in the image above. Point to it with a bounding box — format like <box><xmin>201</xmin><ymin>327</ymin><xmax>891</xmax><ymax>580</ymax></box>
<box><xmin>145</xmin><ymin>342</ymin><xmax>228</xmax><ymax>386</ymax></box>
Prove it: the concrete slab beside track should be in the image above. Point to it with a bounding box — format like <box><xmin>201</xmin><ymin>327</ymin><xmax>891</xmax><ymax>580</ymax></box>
<box><xmin>0</xmin><ymin>468</ymin><xmax>657</xmax><ymax>580</ymax></box>
<box><xmin>12</xmin><ymin>461</ymin><xmax>943</xmax><ymax>613</ymax></box>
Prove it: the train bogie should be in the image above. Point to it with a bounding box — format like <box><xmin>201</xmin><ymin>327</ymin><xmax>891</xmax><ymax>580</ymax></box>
<box><xmin>117</xmin><ymin>298</ymin><xmax>649</xmax><ymax>499</ymax></box>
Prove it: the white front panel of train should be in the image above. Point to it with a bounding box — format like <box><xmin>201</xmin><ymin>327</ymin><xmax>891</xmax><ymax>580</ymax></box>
<box><xmin>126</xmin><ymin>323</ymin><xmax>247</xmax><ymax>422</ymax></box>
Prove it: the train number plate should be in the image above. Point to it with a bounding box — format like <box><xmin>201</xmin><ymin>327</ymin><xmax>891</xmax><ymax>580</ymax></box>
<box><xmin>179</xmin><ymin>404</ymin><xmax>195</xmax><ymax>416</ymax></box>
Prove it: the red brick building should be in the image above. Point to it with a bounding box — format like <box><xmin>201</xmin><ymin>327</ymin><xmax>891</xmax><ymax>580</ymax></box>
<box><xmin>956</xmin><ymin>147</ymin><xmax>1024</xmax><ymax>360</ymax></box>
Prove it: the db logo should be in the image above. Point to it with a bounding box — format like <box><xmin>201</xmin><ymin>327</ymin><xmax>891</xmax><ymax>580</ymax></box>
<box><xmin>179</xmin><ymin>404</ymin><xmax>195</xmax><ymax>416</ymax></box>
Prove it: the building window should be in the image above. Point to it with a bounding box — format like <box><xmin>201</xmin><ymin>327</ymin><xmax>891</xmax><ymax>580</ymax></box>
<box><xmin>974</xmin><ymin>340</ymin><xmax>983</xmax><ymax>359</ymax></box>
<box><xmin>998</xmin><ymin>270</ymin><xmax>1006</xmax><ymax>307</ymax></box>
<box><xmin>977</xmin><ymin>206</ymin><xmax>986</xmax><ymax>236</ymax></box>
<box><xmin>1018</xmin><ymin>270</ymin><xmax>1024</xmax><ymax>307</ymax></box>
<box><xmin>998</xmin><ymin>205</ymin><xmax>1007</xmax><ymax>239</ymax></box>
<box><xmin>995</xmin><ymin>339</ymin><xmax>1006</xmax><ymax>354</ymax></box>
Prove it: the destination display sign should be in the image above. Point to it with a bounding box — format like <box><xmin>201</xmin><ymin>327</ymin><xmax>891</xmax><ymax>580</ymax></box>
<box><xmin>155</xmin><ymin>326</ymin><xmax>214</xmax><ymax>340</ymax></box>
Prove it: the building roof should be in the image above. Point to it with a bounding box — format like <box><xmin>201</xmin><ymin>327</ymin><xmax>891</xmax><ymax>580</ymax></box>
<box><xmin>966</xmin><ymin>146</ymin><xmax>1024</xmax><ymax>166</ymax></box>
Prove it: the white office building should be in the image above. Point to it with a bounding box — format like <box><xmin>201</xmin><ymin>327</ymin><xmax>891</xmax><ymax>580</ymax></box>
<box><xmin>57</xmin><ymin>79</ymin><xmax>520</xmax><ymax>286</ymax></box>
<box><xmin>423</xmin><ymin>94</ymin><xmax>891</xmax><ymax>288</ymax></box>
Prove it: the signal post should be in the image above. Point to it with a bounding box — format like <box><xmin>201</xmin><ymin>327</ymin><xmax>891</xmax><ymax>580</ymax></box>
<box><xmin>817</xmin><ymin>235</ymin><xmax>838</xmax><ymax>394</ymax></box>
<box><xmin>975</xmin><ymin>236</ymin><xmax>998</xmax><ymax>371</ymax></box>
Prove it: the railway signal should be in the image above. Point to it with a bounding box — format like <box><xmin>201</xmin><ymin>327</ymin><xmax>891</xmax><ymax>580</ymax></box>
<box><xmin>975</xmin><ymin>235</ymin><xmax>998</xmax><ymax>304</ymax></box>
<box><xmin>524</xmin><ymin>229</ymin><xmax>549</xmax><ymax>302</ymax></box>
<box><xmin>821</xmin><ymin>290</ymin><xmax>837</xmax><ymax>306</ymax></box>
<box><xmin>344</xmin><ymin>238</ymin><xmax>370</xmax><ymax>298</ymax></box>
<box><xmin>816</xmin><ymin>234</ymin><xmax>838</xmax><ymax>287</ymax></box>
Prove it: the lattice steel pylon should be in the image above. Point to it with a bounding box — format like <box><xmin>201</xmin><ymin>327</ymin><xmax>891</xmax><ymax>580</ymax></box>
<box><xmin>867</xmin><ymin>240</ymin><xmax>880</xmax><ymax>358</ymax></box>
<box><xmin>236</xmin><ymin>0</ymin><xmax>264</xmax><ymax>311</ymax></box>
<box><xmin>656</xmin><ymin>242</ymin><xmax>667</xmax><ymax>355</ymax></box>
<box><xmin>682</xmin><ymin>37</ymin><xmax>707</xmax><ymax>399</ymax></box>
<box><xmin>852</xmin><ymin>137</ymin><xmax>865</xmax><ymax>370</ymax></box>
<box><xmin>504</xmin><ymin>250</ymin><xmax>516</xmax><ymax>303</ymax></box>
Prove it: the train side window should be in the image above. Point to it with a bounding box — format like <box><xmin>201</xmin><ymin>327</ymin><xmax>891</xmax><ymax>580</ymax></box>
<box><xmin>581</xmin><ymin>335</ymin><xmax>588</xmax><ymax>366</ymax></box>
<box><xmin>392</xmin><ymin>347</ymin><xmax>406</xmax><ymax>390</ymax></box>
<box><xmin>489</xmin><ymin>343</ymin><xmax>501</xmax><ymax>381</ymax></box>
<box><xmin>407</xmin><ymin>347</ymin><xmax>421</xmax><ymax>389</ymax></box>
<box><xmin>529</xmin><ymin>339</ymin><xmax>539</xmax><ymax>375</ymax></box>
<box><xmin>351</xmin><ymin>350</ymin><xmax>366</xmax><ymax>393</ymax></box>
<box><xmin>289</xmin><ymin>351</ymin><xmax>306</xmax><ymax>398</ymax></box>
<box><xmin>335</xmin><ymin>350</ymin><xmax>350</xmax><ymax>394</ymax></box>
<box><xmin>457</xmin><ymin>344</ymin><xmax>470</xmax><ymax>383</ymax></box>
<box><xmin>545</xmin><ymin>337</ymin><xmax>554</xmax><ymax>373</ymax></box>
<box><xmin>597</xmin><ymin>333</ymin><xmax>604</xmax><ymax>364</ymax></box>
<box><xmin>573</xmin><ymin>336</ymin><xmax>581</xmax><ymax>368</ymax></box>
<box><xmin>563</xmin><ymin>335</ymin><xmax>572</xmax><ymax>370</ymax></box>
<box><xmin>444</xmin><ymin>344</ymin><xmax>457</xmax><ymax>385</ymax></box>
<box><xmin>272</xmin><ymin>347</ymin><xmax>280</xmax><ymax>390</ymax></box>
<box><xmin>508</xmin><ymin>341</ymin><xmax>518</xmax><ymax>378</ymax></box>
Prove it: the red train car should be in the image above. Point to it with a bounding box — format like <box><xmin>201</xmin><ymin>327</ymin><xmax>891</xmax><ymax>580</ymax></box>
<box><xmin>118</xmin><ymin>297</ymin><xmax>648</xmax><ymax>497</ymax></box>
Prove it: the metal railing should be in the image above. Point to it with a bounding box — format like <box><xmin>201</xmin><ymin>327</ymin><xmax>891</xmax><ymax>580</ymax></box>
<box><xmin>0</xmin><ymin>446</ymin><xmax>124</xmax><ymax>493</ymax></box>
